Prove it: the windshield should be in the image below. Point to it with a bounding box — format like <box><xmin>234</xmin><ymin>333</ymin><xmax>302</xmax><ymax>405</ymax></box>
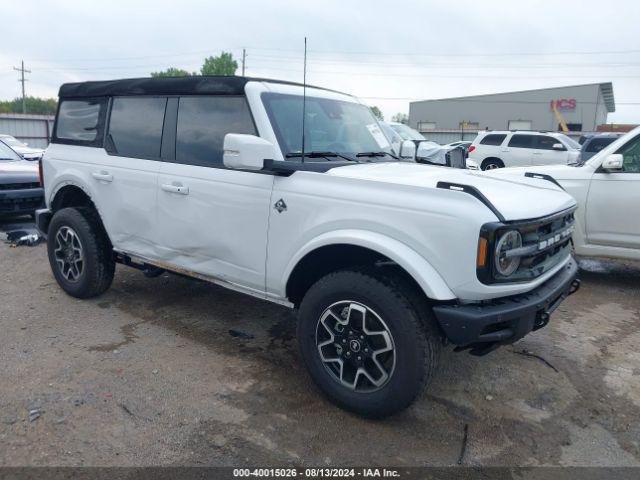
<box><xmin>557</xmin><ymin>134</ymin><xmax>581</xmax><ymax>150</ymax></box>
<box><xmin>0</xmin><ymin>141</ymin><xmax>22</xmax><ymax>161</ymax></box>
<box><xmin>0</xmin><ymin>135</ymin><xmax>24</xmax><ymax>147</ymax></box>
<box><xmin>390</xmin><ymin>123</ymin><xmax>425</xmax><ymax>141</ymax></box>
<box><xmin>261</xmin><ymin>93</ymin><xmax>393</xmax><ymax>159</ymax></box>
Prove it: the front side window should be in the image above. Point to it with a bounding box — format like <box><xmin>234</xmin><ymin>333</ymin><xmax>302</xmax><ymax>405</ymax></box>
<box><xmin>537</xmin><ymin>136</ymin><xmax>565</xmax><ymax>151</ymax></box>
<box><xmin>616</xmin><ymin>134</ymin><xmax>640</xmax><ymax>173</ymax></box>
<box><xmin>176</xmin><ymin>96</ymin><xmax>256</xmax><ymax>167</ymax></box>
<box><xmin>55</xmin><ymin>99</ymin><xmax>105</xmax><ymax>144</ymax></box>
<box><xmin>480</xmin><ymin>134</ymin><xmax>506</xmax><ymax>146</ymax></box>
<box><xmin>262</xmin><ymin>93</ymin><xmax>393</xmax><ymax>157</ymax></box>
<box><xmin>508</xmin><ymin>134</ymin><xmax>535</xmax><ymax>149</ymax></box>
<box><xmin>108</xmin><ymin>97</ymin><xmax>167</xmax><ymax>159</ymax></box>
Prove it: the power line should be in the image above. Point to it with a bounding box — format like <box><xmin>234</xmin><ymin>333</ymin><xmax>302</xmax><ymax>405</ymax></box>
<box><xmin>243</xmin><ymin>46</ymin><xmax>640</xmax><ymax>57</ymax></box>
<box><xmin>22</xmin><ymin>46</ymin><xmax>640</xmax><ymax>65</ymax></box>
<box><xmin>13</xmin><ymin>60</ymin><xmax>30</xmax><ymax>113</ymax></box>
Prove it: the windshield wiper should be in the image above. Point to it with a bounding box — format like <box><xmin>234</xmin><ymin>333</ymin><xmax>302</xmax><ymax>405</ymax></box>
<box><xmin>285</xmin><ymin>151</ymin><xmax>356</xmax><ymax>162</ymax></box>
<box><xmin>356</xmin><ymin>151</ymin><xmax>398</xmax><ymax>159</ymax></box>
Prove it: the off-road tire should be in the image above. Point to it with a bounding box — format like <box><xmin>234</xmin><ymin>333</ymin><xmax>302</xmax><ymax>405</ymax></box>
<box><xmin>47</xmin><ymin>207</ymin><xmax>115</xmax><ymax>299</ymax></box>
<box><xmin>297</xmin><ymin>268</ymin><xmax>442</xmax><ymax>418</ymax></box>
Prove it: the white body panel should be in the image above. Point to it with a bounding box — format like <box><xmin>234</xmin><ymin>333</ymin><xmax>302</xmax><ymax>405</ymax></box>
<box><xmin>42</xmin><ymin>80</ymin><xmax>580</xmax><ymax>306</ymax></box>
<box><xmin>485</xmin><ymin>127</ymin><xmax>640</xmax><ymax>261</ymax></box>
<box><xmin>156</xmin><ymin>161</ymin><xmax>274</xmax><ymax>292</ymax></box>
<box><xmin>44</xmin><ymin>145</ymin><xmax>159</xmax><ymax>254</ymax></box>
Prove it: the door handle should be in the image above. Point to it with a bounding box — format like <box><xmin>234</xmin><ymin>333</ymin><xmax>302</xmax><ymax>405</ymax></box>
<box><xmin>532</xmin><ymin>151</ymin><xmax>542</xmax><ymax>155</ymax></box>
<box><xmin>92</xmin><ymin>171</ymin><xmax>113</xmax><ymax>182</ymax></box>
<box><xmin>161</xmin><ymin>183</ymin><xmax>189</xmax><ymax>195</ymax></box>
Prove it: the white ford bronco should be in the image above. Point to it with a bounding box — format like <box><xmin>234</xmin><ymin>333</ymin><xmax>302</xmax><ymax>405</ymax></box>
<box><xmin>37</xmin><ymin>76</ymin><xmax>580</xmax><ymax>417</ymax></box>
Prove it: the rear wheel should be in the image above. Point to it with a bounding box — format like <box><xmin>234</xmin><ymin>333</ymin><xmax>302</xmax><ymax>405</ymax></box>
<box><xmin>297</xmin><ymin>268</ymin><xmax>441</xmax><ymax>418</ymax></box>
<box><xmin>47</xmin><ymin>207</ymin><xmax>115</xmax><ymax>298</ymax></box>
<box><xmin>481</xmin><ymin>158</ymin><xmax>504</xmax><ymax>170</ymax></box>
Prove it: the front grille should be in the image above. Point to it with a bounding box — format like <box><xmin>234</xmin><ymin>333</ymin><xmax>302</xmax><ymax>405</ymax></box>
<box><xmin>0</xmin><ymin>196</ymin><xmax>43</xmax><ymax>212</ymax></box>
<box><xmin>0</xmin><ymin>182</ymin><xmax>40</xmax><ymax>191</ymax></box>
<box><xmin>508</xmin><ymin>209</ymin><xmax>575</xmax><ymax>281</ymax></box>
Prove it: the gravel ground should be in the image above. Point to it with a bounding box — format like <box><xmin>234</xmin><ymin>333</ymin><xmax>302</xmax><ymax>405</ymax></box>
<box><xmin>0</xmin><ymin>218</ymin><xmax>639</xmax><ymax>467</ymax></box>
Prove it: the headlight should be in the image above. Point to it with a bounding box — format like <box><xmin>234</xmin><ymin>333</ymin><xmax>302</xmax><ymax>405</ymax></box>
<box><xmin>495</xmin><ymin>230</ymin><xmax>522</xmax><ymax>276</ymax></box>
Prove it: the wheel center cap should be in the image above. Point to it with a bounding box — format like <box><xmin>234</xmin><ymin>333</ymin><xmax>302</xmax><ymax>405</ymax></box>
<box><xmin>349</xmin><ymin>339</ymin><xmax>361</xmax><ymax>352</ymax></box>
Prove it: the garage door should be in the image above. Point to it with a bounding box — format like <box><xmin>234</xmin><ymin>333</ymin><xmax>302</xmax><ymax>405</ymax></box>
<box><xmin>508</xmin><ymin>120</ymin><xmax>532</xmax><ymax>130</ymax></box>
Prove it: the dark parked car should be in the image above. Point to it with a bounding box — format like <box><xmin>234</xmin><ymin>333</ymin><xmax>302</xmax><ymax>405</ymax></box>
<box><xmin>578</xmin><ymin>133</ymin><xmax>624</xmax><ymax>162</ymax></box>
<box><xmin>0</xmin><ymin>141</ymin><xmax>43</xmax><ymax>217</ymax></box>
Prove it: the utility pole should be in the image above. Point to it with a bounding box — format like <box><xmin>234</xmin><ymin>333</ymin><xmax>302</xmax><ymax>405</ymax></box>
<box><xmin>13</xmin><ymin>60</ymin><xmax>30</xmax><ymax>114</ymax></box>
<box><xmin>241</xmin><ymin>48</ymin><xmax>246</xmax><ymax>76</ymax></box>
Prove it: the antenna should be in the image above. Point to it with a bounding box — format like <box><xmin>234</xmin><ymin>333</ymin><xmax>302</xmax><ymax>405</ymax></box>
<box><xmin>301</xmin><ymin>37</ymin><xmax>307</xmax><ymax>162</ymax></box>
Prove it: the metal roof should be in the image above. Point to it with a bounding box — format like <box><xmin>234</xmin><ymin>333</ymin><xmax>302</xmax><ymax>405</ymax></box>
<box><xmin>411</xmin><ymin>82</ymin><xmax>616</xmax><ymax>113</ymax></box>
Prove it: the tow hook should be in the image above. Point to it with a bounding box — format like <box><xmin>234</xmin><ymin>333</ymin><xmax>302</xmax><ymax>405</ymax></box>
<box><xmin>569</xmin><ymin>279</ymin><xmax>581</xmax><ymax>296</ymax></box>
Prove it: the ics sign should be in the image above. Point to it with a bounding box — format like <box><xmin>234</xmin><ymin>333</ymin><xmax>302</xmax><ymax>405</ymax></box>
<box><xmin>550</xmin><ymin>99</ymin><xmax>577</xmax><ymax>111</ymax></box>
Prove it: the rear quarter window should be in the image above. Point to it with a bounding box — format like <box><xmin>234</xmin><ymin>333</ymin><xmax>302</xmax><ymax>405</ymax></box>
<box><xmin>479</xmin><ymin>134</ymin><xmax>506</xmax><ymax>146</ymax></box>
<box><xmin>53</xmin><ymin>98</ymin><xmax>107</xmax><ymax>146</ymax></box>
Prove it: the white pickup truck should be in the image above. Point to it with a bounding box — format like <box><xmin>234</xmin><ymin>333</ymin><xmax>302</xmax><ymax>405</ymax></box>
<box><xmin>36</xmin><ymin>76</ymin><xmax>580</xmax><ymax>417</ymax></box>
<box><xmin>485</xmin><ymin>127</ymin><xmax>640</xmax><ymax>261</ymax></box>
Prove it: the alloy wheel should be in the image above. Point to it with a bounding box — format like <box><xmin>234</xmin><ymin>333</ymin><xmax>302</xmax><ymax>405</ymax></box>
<box><xmin>54</xmin><ymin>226</ymin><xmax>84</xmax><ymax>282</ymax></box>
<box><xmin>316</xmin><ymin>301</ymin><xmax>396</xmax><ymax>392</ymax></box>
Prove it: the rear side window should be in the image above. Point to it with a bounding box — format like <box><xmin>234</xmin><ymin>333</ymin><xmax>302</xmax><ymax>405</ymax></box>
<box><xmin>479</xmin><ymin>134</ymin><xmax>506</xmax><ymax>146</ymax></box>
<box><xmin>508</xmin><ymin>134</ymin><xmax>535</xmax><ymax>148</ymax></box>
<box><xmin>176</xmin><ymin>96</ymin><xmax>256</xmax><ymax>167</ymax></box>
<box><xmin>586</xmin><ymin>137</ymin><xmax>616</xmax><ymax>153</ymax></box>
<box><xmin>54</xmin><ymin>98</ymin><xmax>106</xmax><ymax>145</ymax></box>
<box><xmin>536</xmin><ymin>136</ymin><xmax>565</xmax><ymax>150</ymax></box>
<box><xmin>107</xmin><ymin>97</ymin><xmax>167</xmax><ymax>159</ymax></box>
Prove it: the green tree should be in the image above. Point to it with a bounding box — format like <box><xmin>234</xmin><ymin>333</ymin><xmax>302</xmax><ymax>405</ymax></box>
<box><xmin>0</xmin><ymin>96</ymin><xmax>57</xmax><ymax>115</ymax></box>
<box><xmin>200</xmin><ymin>52</ymin><xmax>238</xmax><ymax>76</ymax></box>
<box><xmin>150</xmin><ymin>67</ymin><xmax>193</xmax><ymax>78</ymax></box>
<box><xmin>370</xmin><ymin>106</ymin><xmax>384</xmax><ymax>121</ymax></box>
<box><xmin>391</xmin><ymin>113</ymin><xmax>409</xmax><ymax>124</ymax></box>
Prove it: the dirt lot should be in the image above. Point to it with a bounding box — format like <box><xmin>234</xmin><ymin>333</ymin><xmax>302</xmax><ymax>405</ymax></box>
<box><xmin>1</xmin><ymin>219</ymin><xmax>639</xmax><ymax>467</ymax></box>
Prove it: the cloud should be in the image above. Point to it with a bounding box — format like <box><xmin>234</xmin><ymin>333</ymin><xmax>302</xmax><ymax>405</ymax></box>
<box><xmin>1</xmin><ymin>0</ymin><xmax>639</xmax><ymax>122</ymax></box>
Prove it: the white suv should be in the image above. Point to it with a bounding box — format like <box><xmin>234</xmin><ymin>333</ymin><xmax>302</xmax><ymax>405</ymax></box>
<box><xmin>469</xmin><ymin>130</ymin><xmax>581</xmax><ymax>170</ymax></box>
<box><xmin>36</xmin><ymin>76</ymin><xmax>580</xmax><ymax>417</ymax></box>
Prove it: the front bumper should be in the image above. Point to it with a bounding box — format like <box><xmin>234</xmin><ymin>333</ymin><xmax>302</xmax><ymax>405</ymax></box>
<box><xmin>0</xmin><ymin>187</ymin><xmax>44</xmax><ymax>216</ymax></box>
<box><xmin>35</xmin><ymin>208</ymin><xmax>53</xmax><ymax>238</ymax></box>
<box><xmin>433</xmin><ymin>258</ymin><xmax>579</xmax><ymax>355</ymax></box>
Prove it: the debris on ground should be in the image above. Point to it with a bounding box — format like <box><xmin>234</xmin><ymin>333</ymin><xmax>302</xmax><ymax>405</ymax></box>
<box><xmin>229</xmin><ymin>329</ymin><xmax>255</xmax><ymax>340</ymax></box>
<box><xmin>28</xmin><ymin>408</ymin><xmax>42</xmax><ymax>422</ymax></box>
<box><xmin>5</xmin><ymin>230</ymin><xmax>41</xmax><ymax>247</ymax></box>
<box><xmin>512</xmin><ymin>348</ymin><xmax>559</xmax><ymax>373</ymax></box>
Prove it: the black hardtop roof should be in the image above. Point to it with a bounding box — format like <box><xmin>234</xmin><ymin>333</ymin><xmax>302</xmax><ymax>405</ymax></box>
<box><xmin>58</xmin><ymin>75</ymin><xmax>350</xmax><ymax>99</ymax></box>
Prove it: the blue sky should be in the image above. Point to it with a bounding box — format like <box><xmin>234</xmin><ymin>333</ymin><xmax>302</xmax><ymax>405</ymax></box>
<box><xmin>1</xmin><ymin>0</ymin><xmax>639</xmax><ymax>122</ymax></box>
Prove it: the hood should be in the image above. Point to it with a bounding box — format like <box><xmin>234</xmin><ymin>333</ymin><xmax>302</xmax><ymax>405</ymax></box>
<box><xmin>482</xmin><ymin>163</ymin><xmax>590</xmax><ymax>182</ymax></box>
<box><xmin>0</xmin><ymin>159</ymin><xmax>39</xmax><ymax>177</ymax></box>
<box><xmin>327</xmin><ymin>162</ymin><xmax>576</xmax><ymax>221</ymax></box>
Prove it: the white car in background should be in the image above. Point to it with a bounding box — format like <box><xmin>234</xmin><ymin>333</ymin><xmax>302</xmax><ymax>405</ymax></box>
<box><xmin>468</xmin><ymin>130</ymin><xmax>581</xmax><ymax>171</ymax></box>
<box><xmin>485</xmin><ymin>126</ymin><xmax>640</xmax><ymax>261</ymax></box>
<box><xmin>0</xmin><ymin>134</ymin><xmax>45</xmax><ymax>161</ymax></box>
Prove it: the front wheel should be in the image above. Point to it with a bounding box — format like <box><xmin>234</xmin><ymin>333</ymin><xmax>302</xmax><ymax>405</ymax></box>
<box><xmin>297</xmin><ymin>269</ymin><xmax>441</xmax><ymax>418</ymax></box>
